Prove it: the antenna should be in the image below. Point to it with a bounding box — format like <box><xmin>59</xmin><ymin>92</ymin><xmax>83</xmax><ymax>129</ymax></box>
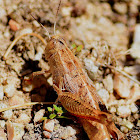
<box><xmin>30</xmin><ymin>13</ymin><xmax>50</xmax><ymax>39</ymax></box>
<box><xmin>54</xmin><ymin>0</ymin><xmax>61</xmax><ymax>35</ymax></box>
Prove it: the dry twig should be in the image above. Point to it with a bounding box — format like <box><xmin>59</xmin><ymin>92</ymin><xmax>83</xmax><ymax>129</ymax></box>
<box><xmin>0</xmin><ymin>102</ymin><xmax>54</xmax><ymax>113</ymax></box>
<box><xmin>3</xmin><ymin>33</ymin><xmax>47</xmax><ymax>59</ymax></box>
<box><xmin>105</xmin><ymin>65</ymin><xmax>140</xmax><ymax>85</ymax></box>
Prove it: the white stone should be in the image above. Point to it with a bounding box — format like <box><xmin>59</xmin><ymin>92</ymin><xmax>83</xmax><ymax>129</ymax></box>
<box><xmin>3</xmin><ymin>84</ymin><xmax>15</xmax><ymax>97</ymax></box>
<box><xmin>33</xmin><ymin>20</ymin><xmax>40</xmax><ymax>27</ymax></box>
<box><xmin>7</xmin><ymin>121</ymin><xmax>24</xmax><ymax>140</ymax></box>
<box><xmin>0</xmin><ymin>120</ymin><xmax>5</xmax><ymax>128</ymax></box>
<box><xmin>127</xmin><ymin>83</ymin><xmax>140</xmax><ymax>103</ymax></box>
<box><xmin>109</xmin><ymin>107</ymin><xmax>116</xmax><ymax>113</ymax></box>
<box><xmin>114</xmin><ymin>3</ymin><xmax>127</xmax><ymax>14</ymax></box>
<box><xmin>43</xmin><ymin>119</ymin><xmax>54</xmax><ymax>132</ymax></box>
<box><xmin>120</xmin><ymin>126</ymin><xmax>128</xmax><ymax>133</ymax></box>
<box><xmin>134</xmin><ymin>24</ymin><xmax>140</xmax><ymax>43</ymax></box>
<box><xmin>97</xmin><ymin>88</ymin><xmax>109</xmax><ymax>103</ymax></box>
<box><xmin>103</xmin><ymin>74</ymin><xmax>113</xmax><ymax>93</ymax></box>
<box><xmin>129</xmin><ymin>103</ymin><xmax>138</xmax><ymax>113</ymax></box>
<box><xmin>0</xmin><ymin>85</ymin><xmax>4</xmax><ymax>100</ymax></box>
<box><xmin>43</xmin><ymin>131</ymin><xmax>51</xmax><ymax>138</ymax></box>
<box><xmin>60</xmin><ymin>126</ymin><xmax>76</xmax><ymax>139</ymax></box>
<box><xmin>117</xmin><ymin>105</ymin><xmax>131</xmax><ymax>117</ymax></box>
<box><xmin>125</xmin><ymin>121</ymin><xmax>134</xmax><ymax>129</ymax></box>
<box><xmin>34</xmin><ymin>52</ymin><xmax>43</xmax><ymax>61</ymax></box>
<box><xmin>34</xmin><ymin>109</ymin><xmax>45</xmax><ymax>123</ymax></box>
<box><xmin>3</xmin><ymin>109</ymin><xmax>13</xmax><ymax>120</ymax></box>
<box><xmin>84</xmin><ymin>58</ymin><xmax>98</xmax><ymax>73</ymax></box>
<box><xmin>130</xmin><ymin>42</ymin><xmax>140</xmax><ymax>59</ymax></box>
<box><xmin>17</xmin><ymin>113</ymin><xmax>31</xmax><ymax>124</ymax></box>
<box><xmin>0</xmin><ymin>7</ymin><xmax>6</xmax><ymax>20</ymax></box>
<box><xmin>47</xmin><ymin>77</ymin><xmax>53</xmax><ymax>86</ymax></box>
<box><xmin>114</xmin><ymin>74</ymin><xmax>131</xmax><ymax>98</ymax></box>
<box><xmin>4</xmin><ymin>30</ymin><xmax>10</xmax><ymax>38</ymax></box>
<box><xmin>0</xmin><ymin>103</ymin><xmax>13</xmax><ymax>119</ymax></box>
<box><xmin>61</xmin><ymin>7</ymin><xmax>72</xmax><ymax>17</ymax></box>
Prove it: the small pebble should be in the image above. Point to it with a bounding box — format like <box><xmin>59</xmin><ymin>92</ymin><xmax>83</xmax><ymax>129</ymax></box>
<box><xmin>4</xmin><ymin>30</ymin><xmax>10</xmax><ymax>38</ymax></box>
<box><xmin>60</xmin><ymin>126</ymin><xmax>76</xmax><ymax>139</ymax></box>
<box><xmin>17</xmin><ymin>113</ymin><xmax>31</xmax><ymax>124</ymax></box>
<box><xmin>133</xmin><ymin>24</ymin><xmax>140</xmax><ymax>43</ymax></box>
<box><xmin>0</xmin><ymin>120</ymin><xmax>5</xmax><ymax>128</ymax></box>
<box><xmin>9</xmin><ymin>19</ymin><xmax>20</xmax><ymax>31</ymax></box>
<box><xmin>109</xmin><ymin>107</ymin><xmax>116</xmax><ymax>113</ymax></box>
<box><xmin>43</xmin><ymin>131</ymin><xmax>52</xmax><ymax>139</ymax></box>
<box><xmin>43</xmin><ymin>119</ymin><xmax>55</xmax><ymax>132</ymax></box>
<box><xmin>125</xmin><ymin>121</ymin><xmax>134</xmax><ymax>130</ymax></box>
<box><xmin>33</xmin><ymin>20</ymin><xmax>40</xmax><ymax>27</ymax></box>
<box><xmin>3</xmin><ymin>84</ymin><xmax>15</xmax><ymax>97</ymax></box>
<box><xmin>0</xmin><ymin>7</ymin><xmax>6</xmax><ymax>20</ymax></box>
<box><xmin>97</xmin><ymin>88</ymin><xmax>109</xmax><ymax>103</ymax></box>
<box><xmin>7</xmin><ymin>121</ymin><xmax>25</xmax><ymax>140</ymax></box>
<box><xmin>0</xmin><ymin>103</ymin><xmax>13</xmax><ymax>119</ymax></box>
<box><xmin>114</xmin><ymin>74</ymin><xmax>131</xmax><ymax>98</ymax></box>
<box><xmin>117</xmin><ymin>105</ymin><xmax>131</xmax><ymax>117</ymax></box>
<box><xmin>120</xmin><ymin>126</ymin><xmax>128</xmax><ymax>133</ymax></box>
<box><xmin>130</xmin><ymin>42</ymin><xmax>140</xmax><ymax>59</ymax></box>
<box><xmin>103</xmin><ymin>74</ymin><xmax>113</xmax><ymax>93</ymax></box>
<box><xmin>34</xmin><ymin>109</ymin><xmax>45</xmax><ymax>123</ymax></box>
<box><xmin>34</xmin><ymin>52</ymin><xmax>43</xmax><ymax>61</ymax></box>
<box><xmin>84</xmin><ymin>58</ymin><xmax>98</xmax><ymax>73</ymax></box>
<box><xmin>129</xmin><ymin>103</ymin><xmax>138</xmax><ymax>113</ymax></box>
<box><xmin>61</xmin><ymin>7</ymin><xmax>72</xmax><ymax>17</ymax></box>
<box><xmin>114</xmin><ymin>3</ymin><xmax>127</xmax><ymax>14</ymax></box>
<box><xmin>3</xmin><ymin>109</ymin><xmax>13</xmax><ymax>120</ymax></box>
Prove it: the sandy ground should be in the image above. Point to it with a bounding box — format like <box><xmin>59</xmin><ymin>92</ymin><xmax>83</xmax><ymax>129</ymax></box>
<box><xmin>0</xmin><ymin>0</ymin><xmax>140</xmax><ymax>140</ymax></box>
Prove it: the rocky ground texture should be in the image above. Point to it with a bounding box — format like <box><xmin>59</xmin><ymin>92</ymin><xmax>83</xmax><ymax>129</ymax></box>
<box><xmin>0</xmin><ymin>0</ymin><xmax>140</xmax><ymax>140</ymax></box>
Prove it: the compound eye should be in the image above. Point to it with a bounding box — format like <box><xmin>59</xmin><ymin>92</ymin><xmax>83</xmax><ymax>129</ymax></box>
<box><xmin>58</xmin><ymin>37</ymin><xmax>65</xmax><ymax>45</ymax></box>
<box><xmin>59</xmin><ymin>40</ymin><xmax>64</xmax><ymax>45</ymax></box>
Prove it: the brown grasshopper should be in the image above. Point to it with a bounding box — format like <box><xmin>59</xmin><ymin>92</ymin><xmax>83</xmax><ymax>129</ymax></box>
<box><xmin>44</xmin><ymin>35</ymin><xmax>124</xmax><ymax>140</ymax></box>
<box><xmin>2</xmin><ymin>0</ymin><xmax>125</xmax><ymax>139</ymax></box>
<box><xmin>30</xmin><ymin>1</ymin><xmax>125</xmax><ymax>139</ymax></box>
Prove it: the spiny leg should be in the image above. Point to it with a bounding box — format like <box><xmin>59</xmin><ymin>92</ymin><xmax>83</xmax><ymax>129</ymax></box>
<box><xmin>23</xmin><ymin>70</ymin><xmax>51</xmax><ymax>92</ymax></box>
<box><xmin>24</xmin><ymin>70</ymin><xmax>51</xmax><ymax>83</ymax></box>
<box><xmin>32</xmin><ymin>70</ymin><xmax>51</xmax><ymax>78</ymax></box>
<box><xmin>53</xmin><ymin>77</ymin><xmax>64</xmax><ymax>105</ymax></box>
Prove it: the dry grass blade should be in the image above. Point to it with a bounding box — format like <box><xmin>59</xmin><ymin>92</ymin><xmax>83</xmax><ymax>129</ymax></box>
<box><xmin>0</xmin><ymin>102</ymin><xmax>54</xmax><ymax>112</ymax></box>
<box><xmin>106</xmin><ymin>65</ymin><xmax>140</xmax><ymax>85</ymax></box>
<box><xmin>3</xmin><ymin>33</ymin><xmax>47</xmax><ymax>59</ymax></box>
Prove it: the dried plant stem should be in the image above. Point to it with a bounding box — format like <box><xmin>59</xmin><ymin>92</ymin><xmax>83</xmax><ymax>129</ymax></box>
<box><xmin>106</xmin><ymin>65</ymin><xmax>140</xmax><ymax>85</ymax></box>
<box><xmin>3</xmin><ymin>33</ymin><xmax>47</xmax><ymax>59</ymax></box>
<box><xmin>115</xmin><ymin>48</ymin><xmax>132</xmax><ymax>59</ymax></box>
<box><xmin>0</xmin><ymin>102</ymin><xmax>54</xmax><ymax>112</ymax></box>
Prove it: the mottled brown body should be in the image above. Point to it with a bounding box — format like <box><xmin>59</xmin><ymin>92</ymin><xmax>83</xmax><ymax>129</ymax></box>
<box><xmin>45</xmin><ymin>35</ymin><xmax>124</xmax><ymax>140</ymax></box>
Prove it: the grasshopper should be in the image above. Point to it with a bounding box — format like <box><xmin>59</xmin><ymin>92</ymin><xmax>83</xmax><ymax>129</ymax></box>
<box><xmin>3</xmin><ymin>0</ymin><xmax>125</xmax><ymax>139</ymax></box>
<box><xmin>44</xmin><ymin>34</ymin><xmax>124</xmax><ymax>140</ymax></box>
<box><xmin>31</xmin><ymin>0</ymin><xmax>125</xmax><ymax>139</ymax></box>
